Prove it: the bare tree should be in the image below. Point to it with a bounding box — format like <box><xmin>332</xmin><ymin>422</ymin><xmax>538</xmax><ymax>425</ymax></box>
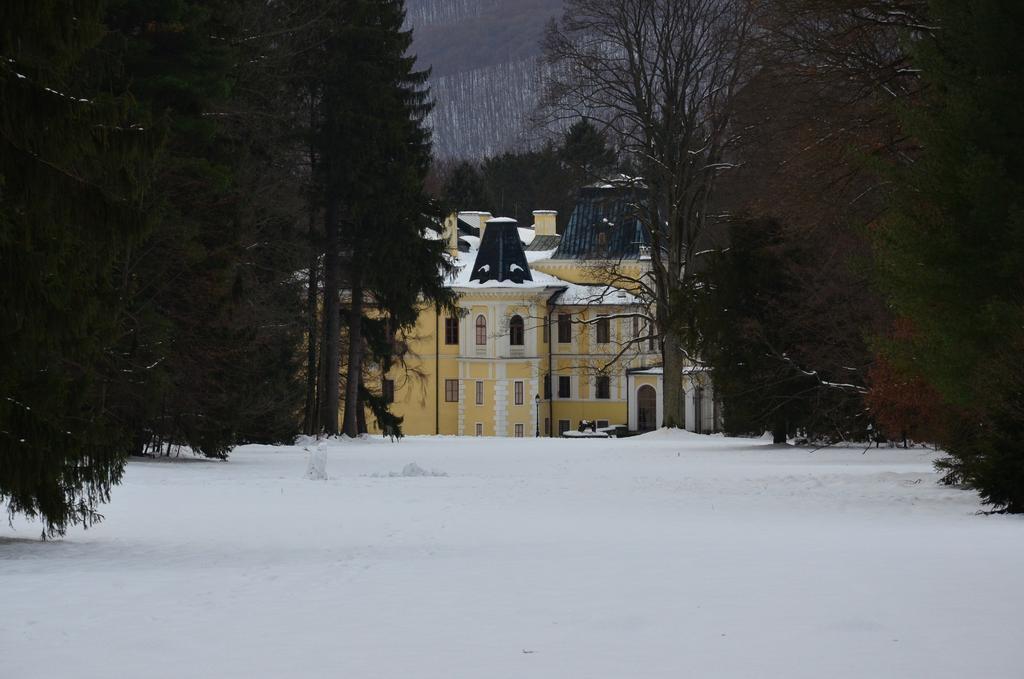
<box><xmin>541</xmin><ymin>0</ymin><xmax>759</xmax><ymax>427</ymax></box>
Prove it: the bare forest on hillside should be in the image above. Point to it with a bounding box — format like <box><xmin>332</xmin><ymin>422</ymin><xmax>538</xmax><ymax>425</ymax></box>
<box><xmin>407</xmin><ymin>0</ymin><xmax>563</xmax><ymax>157</ymax></box>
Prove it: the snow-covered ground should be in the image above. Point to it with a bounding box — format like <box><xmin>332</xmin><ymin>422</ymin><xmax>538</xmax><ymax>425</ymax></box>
<box><xmin>3</xmin><ymin>432</ymin><xmax>1022</xmax><ymax>678</ymax></box>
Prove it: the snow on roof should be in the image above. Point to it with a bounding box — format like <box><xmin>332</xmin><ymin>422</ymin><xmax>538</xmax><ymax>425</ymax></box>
<box><xmin>627</xmin><ymin>366</ymin><xmax>710</xmax><ymax>375</ymax></box>
<box><xmin>449</xmin><ymin>248</ymin><xmax>564</xmax><ymax>290</ymax></box>
<box><xmin>525</xmin><ymin>247</ymin><xmax>557</xmax><ymax>263</ymax></box>
<box><xmin>447</xmin><ymin>249</ymin><xmax>641</xmax><ymax>303</ymax></box>
<box><xmin>439</xmin><ymin>218</ymin><xmax>637</xmax><ymax>303</ymax></box>
<box><xmin>555</xmin><ymin>283</ymin><xmax>638</xmax><ymax>306</ymax></box>
<box><xmin>586</xmin><ymin>174</ymin><xmax>647</xmax><ymax>189</ymax></box>
<box><xmin>517</xmin><ymin>227</ymin><xmax>536</xmax><ymax>246</ymax></box>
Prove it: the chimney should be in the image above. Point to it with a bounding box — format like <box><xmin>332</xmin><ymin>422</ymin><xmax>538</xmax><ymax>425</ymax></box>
<box><xmin>443</xmin><ymin>212</ymin><xmax>459</xmax><ymax>255</ymax></box>
<box><xmin>533</xmin><ymin>210</ymin><xmax>557</xmax><ymax>236</ymax></box>
<box><xmin>476</xmin><ymin>212</ymin><xmax>493</xmax><ymax>239</ymax></box>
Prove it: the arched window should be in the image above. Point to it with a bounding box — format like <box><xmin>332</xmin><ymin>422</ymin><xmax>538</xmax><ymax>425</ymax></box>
<box><xmin>475</xmin><ymin>315</ymin><xmax>487</xmax><ymax>345</ymax></box>
<box><xmin>509</xmin><ymin>315</ymin><xmax>525</xmax><ymax>346</ymax></box>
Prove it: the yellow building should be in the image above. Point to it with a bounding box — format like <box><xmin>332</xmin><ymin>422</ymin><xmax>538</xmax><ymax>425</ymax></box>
<box><xmin>373</xmin><ymin>185</ymin><xmax>718</xmax><ymax>437</ymax></box>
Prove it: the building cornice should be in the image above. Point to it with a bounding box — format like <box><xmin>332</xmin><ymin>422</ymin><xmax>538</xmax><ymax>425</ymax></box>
<box><xmin>451</xmin><ymin>285</ymin><xmax>566</xmax><ymax>300</ymax></box>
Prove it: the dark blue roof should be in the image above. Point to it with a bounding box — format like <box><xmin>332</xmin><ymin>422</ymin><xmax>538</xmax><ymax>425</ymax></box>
<box><xmin>469</xmin><ymin>218</ymin><xmax>533</xmax><ymax>284</ymax></box>
<box><xmin>525</xmin><ymin>234</ymin><xmax>561</xmax><ymax>252</ymax></box>
<box><xmin>552</xmin><ymin>185</ymin><xmax>649</xmax><ymax>260</ymax></box>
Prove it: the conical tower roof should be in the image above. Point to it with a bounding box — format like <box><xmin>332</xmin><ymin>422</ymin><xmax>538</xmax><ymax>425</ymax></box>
<box><xmin>468</xmin><ymin>218</ymin><xmax>533</xmax><ymax>284</ymax></box>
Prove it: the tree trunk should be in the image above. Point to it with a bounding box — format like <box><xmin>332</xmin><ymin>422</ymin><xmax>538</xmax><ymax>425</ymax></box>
<box><xmin>356</xmin><ymin>379</ymin><xmax>367</xmax><ymax>434</ymax></box>
<box><xmin>303</xmin><ymin>99</ymin><xmax>320</xmax><ymax>436</ymax></box>
<box><xmin>320</xmin><ymin>193</ymin><xmax>341</xmax><ymax>435</ymax></box>
<box><xmin>342</xmin><ymin>268</ymin><xmax>364</xmax><ymax>437</ymax></box>
<box><xmin>303</xmin><ymin>213</ymin><xmax>320</xmax><ymax>435</ymax></box>
<box><xmin>772</xmin><ymin>413</ymin><xmax>788</xmax><ymax>444</ymax></box>
<box><xmin>662</xmin><ymin>328</ymin><xmax>686</xmax><ymax>428</ymax></box>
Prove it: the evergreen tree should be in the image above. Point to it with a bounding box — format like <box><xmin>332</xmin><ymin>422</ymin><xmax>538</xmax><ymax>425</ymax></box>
<box><xmin>301</xmin><ymin>0</ymin><xmax>455</xmax><ymax>437</ymax></box>
<box><xmin>441</xmin><ymin>160</ymin><xmax>489</xmax><ymax>212</ymax></box>
<box><xmin>103</xmin><ymin>0</ymin><xmax>305</xmax><ymax>457</ymax></box>
<box><xmin>877</xmin><ymin>1</ymin><xmax>1024</xmax><ymax>510</ymax></box>
<box><xmin>559</xmin><ymin>119</ymin><xmax>616</xmax><ymax>188</ymax></box>
<box><xmin>699</xmin><ymin>217</ymin><xmax>874</xmax><ymax>443</ymax></box>
<box><xmin>482</xmin><ymin>142</ymin><xmax>575</xmax><ymax>231</ymax></box>
<box><xmin>438</xmin><ymin>119</ymin><xmax>616</xmax><ymax>231</ymax></box>
<box><xmin>1</xmin><ymin>2</ymin><xmax>154</xmax><ymax>534</ymax></box>
<box><xmin>335</xmin><ymin>0</ymin><xmax>456</xmax><ymax>437</ymax></box>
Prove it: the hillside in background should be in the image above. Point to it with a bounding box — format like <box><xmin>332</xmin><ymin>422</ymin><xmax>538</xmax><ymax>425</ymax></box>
<box><xmin>407</xmin><ymin>0</ymin><xmax>564</xmax><ymax>158</ymax></box>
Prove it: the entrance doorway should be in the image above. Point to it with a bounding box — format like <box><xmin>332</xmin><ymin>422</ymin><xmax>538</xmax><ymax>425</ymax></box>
<box><xmin>637</xmin><ymin>385</ymin><xmax>657</xmax><ymax>432</ymax></box>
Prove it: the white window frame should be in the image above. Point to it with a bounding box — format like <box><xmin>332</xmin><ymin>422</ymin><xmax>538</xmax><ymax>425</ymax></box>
<box><xmin>444</xmin><ymin>379</ymin><xmax>459</xmax><ymax>403</ymax></box>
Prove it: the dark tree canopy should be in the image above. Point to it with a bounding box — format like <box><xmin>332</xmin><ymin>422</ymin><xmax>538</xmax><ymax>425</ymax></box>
<box><xmin>698</xmin><ymin>218</ymin><xmax>875</xmax><ymax>444</ymax></box>
<box><xmin>877</xmin><ymin>0</ymin><xmax>1024</xmax><ymax>511</ymax></box>
<box><xmin>1</xmin><ymin>1</ymin><xmax>154</xmax><ymax>535</ymax></box>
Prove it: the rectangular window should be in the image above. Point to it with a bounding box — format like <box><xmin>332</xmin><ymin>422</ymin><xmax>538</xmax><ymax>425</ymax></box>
<box><xmin>543</xmin><ymin>373</ymin><xmax>551</xmax><ymax>400</ymax></box>
<box><xmin>382</xmin><ymin>379</ymin><xmax>395</xmax><ymax>403</ymax></box>
<box><xmin>558</xmin><ymin>419</ymin><xmax>571</xmax><ymax>435</ymax></box>
<box><xmin>596</xmin><ymin>375</ymin><xmax>610</xmax><ymax>399</ymax></box>
<box><xmin>514</xmin><ymin>423</ymin><xmax>524</xmax><ymax>438</ymax></box>
<box><xmin>644</xmin><ymin>319</ymin><xmax>656</xmax><ymax>351</ymax></box>
<box><xmin>544</xmin><ymin>418</ymin><xmax>551</xmax><ymax>436</ymax></box>
<box><xmin>444</xmin><ymin>379</ymin><xmax>459</xmax><ymax>403</ymax></box>
<box><xmin>558</xmin><ymin>313</ymin><xmax>572</xmax><ymax>343</ymax></box>
<box><xmin>633</xmin><ymin>315</ymin><xmax>640</xmax><ymax>339</ymax></box>
<box><xmin>445</xmin><ymin>317</ymin><xmax>459</xmax><ymax>345</ymax></box>
<box><xmin>596</xmin><ymin>419</ymin><xmax>609</xmax><ymax>429</ymax></box>
<box><xmin>475</xmin><ymin>422</ymin><xmax>483</xmax><ymax>436</ymax></box>
<box><xmin>475</xmin><ymin>380</ymin><xmax>484</xmax><ymax>405</ymax></box>
<box><xmin>514</xmin><ymin>380</ymin><xmax>524</xmax><ymax>405</ymax></box>
<box><xmin>558</xmin><ymin>375</ymin><xmax>571</xmax><ymax>399</ymax></box>
<box><xmin>596</xmin><ymin>316</ymin><xmax>610</xmax><ymax>344</ymax></box>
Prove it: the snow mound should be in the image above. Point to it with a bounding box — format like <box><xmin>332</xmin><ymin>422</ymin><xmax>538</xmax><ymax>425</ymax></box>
<box><xmin>371</xmin><ymin>462</ymin><xmax>448</xmax><ymax>478</ymax></box>
<box><xmin>632</xmin><ymin>427</ymin><xmax>707</xmax><ymax>441</ymax></box>
<box><xmin>304</xmin><ymin>444</ymin><xmax>328</xmax><ymax>480</ymax></box>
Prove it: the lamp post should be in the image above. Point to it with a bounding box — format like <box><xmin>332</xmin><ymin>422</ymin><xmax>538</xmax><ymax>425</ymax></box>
<box><xmin>534</xmin><ymin>394</ymin><xmax>541</xmax><ymax>437</ymax></box>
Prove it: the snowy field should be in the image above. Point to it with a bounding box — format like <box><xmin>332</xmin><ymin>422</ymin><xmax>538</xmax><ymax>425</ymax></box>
<box><xmin>3</xmin><ymin>432</ymin><xmax>1023</xmax><ymax>679</ymax></box>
